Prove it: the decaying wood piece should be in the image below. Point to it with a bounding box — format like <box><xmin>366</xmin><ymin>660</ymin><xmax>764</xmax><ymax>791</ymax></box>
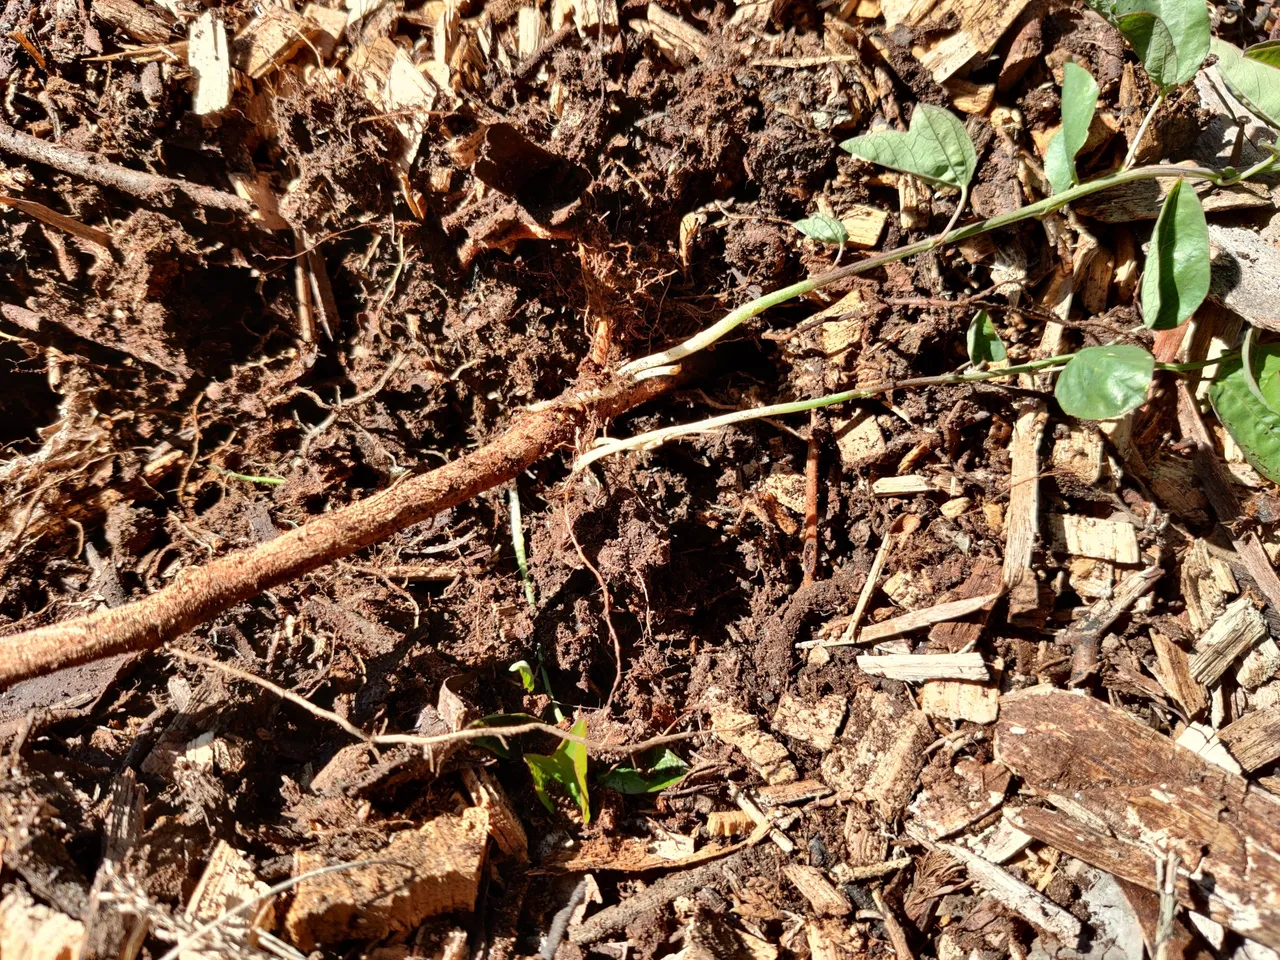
<box><xmin>1182</xmin><ymin>538</ymin><xmax>1239</xmax><ymax>633</ymax></box>
<box><xmin>856</xmin><ymin>652</ymin><xmax>988</xmax><ymax>682</ymax></box>
<box><xmin>706</xmin><ymin>810</ymin><xmax>755</xmax><ymax>837</ymax></box>
<box><xmin>881</xmin><ymin>0</ymin><xmax>1031</xmax><ymax>81</ymax></box>
<box><xmin>1189</xmin><ymin>595</ymin><xmax>1267</xmax><ymax>686</ymax></box>
<box><xmin>639</xmin><ymin>3</ymin><xmax>706</xmax><ymax>63</ymax></box>
<box><xmin>349</xmin><ymin>37</ymin><xmax>442</xmax><ymax>167</ymax></box>
<box><xmin>189</xmin><ymin>11</ymin><xmax>231</xmax><ymax>116</ymax></box>
<box><xmin>939</xmin><ymin>841</ymin><xmax>1082</xmax><ymax>943</ymax></box>
<box><xmin>771</xmin><ymin>692</ymin><xmax>846</xmax><ymax>752</ymax></box>
<box><xmin>461</xmin><ymin>767</ymin><xmax>528</xmax><ymax>863</ymax></box>
<box><xmin>80</xmin><ymin>771</ymin><xmax>147</xmax><ymax>960</ymax></box>
<box><xmin>820</xmin><ymin>688</ymin><xmax>931</xmax><ymax>818</ymax></box>
<box><xmin>1064</xmin><ymin>565</ymin><xmax>1162</xmax><ymax>686</ymax></box>
<box><xmin>996</xmin><ymin>686</ymin><xmax>1280</xmax><ymax>948</ymax></box>
<box><xmin>1048</xmin><ymin>514</ymin><xmax>1141</xmax><ymax>564</ymax></box>
<box><xmin>91</xmin><ymin>0</ymin><xmax>175</xmax><ymax>43</ymax></box>
<box><xmin>182</xmin><ymin>841</ymin><xmax>274</xmax><ymax>960</ymax></box>
<box><xmin>1175</xmin><ymin>381</ymin><xmax>1280</xmax><ymax>621</ymax></box>
<box><xmin>921</xmin><ymin>679</ymin><xmax>998</xmax><ymax>723</ymax></box>
<box><xmin>1218</xmin><ymin>706</ymin><xmax>1280</xmax><ymax>772</ymax></box>
<box><xmin>707</xmin><ymin>693</ymin><xmax>798</xmax><ymax>784</ymax></box>
<box><xmin>1074</xmin><ymin>173</ymin><xmax>1271</xmax><ymax>222</ymax></box>
<box><xmin>840</xmin><ymin>205</ymin><xmax>889</xmax><ymax>248</ymax></box>
<box><xmin>782</xmin><ymin>865</ymin><xmax>851</xmax><ymax>917</ymax></box>
<box><xmin>1150</xmin><ymin>630</ymin><xmax>1208</xmax><ymax>719</ymax></box>
<box><xmin>0</xmin><ymin>887</ymin><xmax>84</xmax><ymax>960</ymax></box>
<box><xmin>285</xmin><ymin>808</ymin><xmax>489</xmax><ymax>951</ymax></box>
<box><xmin>859</xmin><ymin>593</ymin><xmax>1002</xmax><ymax>645</ymax></box>
<box><xmin>230</xmin><ymin>6</ymin><xmax>321</xmax><ymax>78</ymax></box>
<box><xmin>1003</xmin><ymin>402</ymin><xmax>1046</xmax><ymax>624</ymax></box>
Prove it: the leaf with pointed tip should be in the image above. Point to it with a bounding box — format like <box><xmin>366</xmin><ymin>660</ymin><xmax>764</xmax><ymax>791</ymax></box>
<box><xmin>1045</xmin><ymin>62</ymin><xmax>1101</xmax><ymax>194</ymax></box>
<box><xmin>841</xmin><ymin>104</ymin><xmax>976</xmax><ymax>191</ymax></box>
<box><xmin>1211</xmin><ymin>350</ymin><xmax>1280</xmax><ymax>483</ymax></box>
<box><xmin>793</xmin><ymin>215</ymin><xmax>848</xmax><ymax>246</ymax></box>
<box><xmin>1086</xmin><ymin>0</ymin><xmax>1208</xmax><ymax>89</ymax></box>
<box><xmin>966</xmin><ymin>310</ymin><xmax>1007</xmax><ymax>365</ymax></box>
<box><xmin>1213</xmin><ymin>38</ymin><xmax>1280</xmax><ymax>129</ymax></box>
<box><xmin>1140</xmin><ymin>178</ymin><xmax>1209</xmax><ymax>330</ymax></box>
<box><xmin>1055</xmin><ymin>345</ymin><xmax>1154</xmax><ymax>420</ymax></box>
<box><xmin>524</xmin><ymin>717</ymin><xmax>591</xmax><ymax>823</ymax></box>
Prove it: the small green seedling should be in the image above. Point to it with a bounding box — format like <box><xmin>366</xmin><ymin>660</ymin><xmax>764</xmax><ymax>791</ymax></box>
<box><xmin>599</xmin><ymin>747</ymin><xmax>689</xmax><ymax>794</ymax></box>
<box><xmin>525</xmin><ymin>716</ymin><xmax>591</xmax><ymax>823</ymax></box>
<box><xmin>793</xmin><ymin>214</ymin><xmax>849</xmax><ymax>260</ymax></box>
<box><xmin>509</xmin><ymin>660</ymin><xmax>536</xmax><ymax>692</ymax></box>
<box><xmin>1045</xmin><ymin>62</ymin><xmax>1100</xmax><ymax>193</ymax></box>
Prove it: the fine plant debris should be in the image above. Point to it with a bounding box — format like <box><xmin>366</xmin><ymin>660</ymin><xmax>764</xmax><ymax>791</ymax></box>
<box><xmin>5</xmin><ymin>0</ymin><xmax>1280</xmax><ymax>955</ymax></box>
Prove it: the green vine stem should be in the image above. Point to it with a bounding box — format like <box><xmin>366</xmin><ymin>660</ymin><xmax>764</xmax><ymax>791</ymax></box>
<box><xmin>618</xmin><ymin>159</ymin><xmax>1276</xmax><ymax>381</ymax></box>
<box><xmin>581</xmin><ymin>351</ymin><xmax>1239</xmax><ymax>471</ymax></box>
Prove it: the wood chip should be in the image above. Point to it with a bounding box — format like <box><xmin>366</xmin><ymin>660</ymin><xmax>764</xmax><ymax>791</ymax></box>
<box><xmin>188</xmin><ymin>11</ymin><xmax>231</xmax><ymax>116</ymax></box>
<box><xmin>285</xmin><ymin>809</ymin><xmax>488</xmax><ymax>951</ymax></box>
<box><xmin>881</xmin><ymin>0</ymin><xmax>1032</xmax><ymax>81</ymax></box>
<box><xmin>1003</xmin><ymin>401</ymin><xmax>1046</xmax><ymax>623</ymax></box>
<box><xmin>857</xmin><ymin>652</ymin><xmax>988</xmax><ymax>682</ymax></box>
<box><xmin>229</xmin><ymin>5</ymin><xmax>320</xmax><ymax>78</ymax></box>
<box><xmin>859</xmin><ymin>593</ymin><xmax>1001</xmax><ymax>645</ymax></box>
<box><xmin>1219</xmin><ymin>706</ymin><xmax>1280</xmax><ymax>772</ymax></box>
<box><xmin>1182</xmin><ymin>538</ymin><xmax>1239</xmax><ymax>633</ymax></box>
<box><xmin>182</xmin><ymin>841</ymin><xmax>273</xmax><ymax>960</ymax></box>
<box><xmin>91</xmin><ymin>0</ymin><xmax>175</xmax><ymax>44</ymax></box>
<box><xmin>706</xmin><ymin>810</ymin><xmax>756</xmax><ymax>837</ymax></box>
<box><xmin>870</xmin><ymin>475</ymin><xmax>935</xmax><ymax>496</ymax></box>
<box><xmin>301</xmin><ymin>3</ymin><xmax>348</xmax><ymax>59</ymax></box>
<box><xmin>839</xmin><ymin>204</ymin><xmax>888</xmax><ymax>248</ymax></box>
<box><xmin>0</xmin><ymin>196</ymin><xmax>112</xmax><ymax>248</ymax></box>
<box><xmin>517</xmin><ymin>5</ymin><xmax>545</xmax><ymax>58</ymax></box>
<box><xmin>461</xmin><ymin>766</ymin><xmax>528</xmax><ymax>862</ymax></box>
<box><xmin>771</xmin><ymin>692</ymin><xmax>846</xmax><ymax>751</ymax></box>
<box><xmin>782</xmin><ymin>865</ymin><xmax>852</xmax><ymax>917</ymax></box>
<box><xmin>1150</xmin><ymin>630</ymin><xmax>1208</xmax><ymax>718</ymax></box>
<box><xmin>0</xmin><ymin>887</ymin><xmax>84</xmax><ymax>960</ymax></box>
<box><xmin>754</xmin><ymin>779</ymin><xmax>833</xmax><ymax>806</ymax></box>
<box><xmin>707</xmin><ymin>695</ymin><xmax>798</xmax><ymax>784</ymax></box>
<box><xmin>1189</xmin><ymin>595</ymin><xmax>1267</xmax><ymax>686</ymax></box>
<box><xmin>641</xmin><ymin>2</ymin><xmax>706</xmax><ymax>62</ymax></box>
<box><xmin>820</xmin><ymin>688</ymin><xmax>931</xmax><ymax>818</ymax></box>
<box><xmin>1048</xmin><ymin>514</ymin><xmax>1141</xmax><ymax>564</ymax></box>
<box><xmin>921</xmin><ymin>679</ymin><xmax>998</xmax><ymax>723</ymax></box>
<box><xmin>939</xmin><ymin>841</ymin><xmax>1083</xmax><ymax>942</ymax></box>
<box><xmin>833</xmin><ymin>411</ymin><xmax>885</xmax><ymax>468</ymax></box>
<box><xmin>1240</xmin><ymin>637</ymin><xmax>1280</xmax><ymax>689</ymax></box>
<box><xmin>1074</xmin><ymin>172</ymin><xmax>1271</xmax><ymax>222</ymax></box>
<box><xmin>944</xmin><ymin>77</ymin><xmax>995</xmax><ymax>114</ymax></box>
<box><xmin>997</xmin><ymin>686</ymin><xmax>1280</xmax><ymax>948</ymax></box>
<box><xmin>349</xmin><ymin>37</ymin><xmax>442</xmax><ymax>166</ymax></box>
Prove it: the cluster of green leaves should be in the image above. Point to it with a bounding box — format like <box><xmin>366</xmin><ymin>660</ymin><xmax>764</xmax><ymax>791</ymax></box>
<box><xmin>842</xmin><ymin>3</ymin><xmax>1280</xmax><ymax>454</ymax></box>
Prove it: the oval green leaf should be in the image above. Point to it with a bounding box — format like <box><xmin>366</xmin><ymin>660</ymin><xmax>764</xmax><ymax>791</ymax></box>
<box><xmin>1054</xmin><ymin>345</ymin><xmax>1154</xmax><ymax>420</ymax></box>
<box><xmin>1211</xmin><ymin>353</ymin><xmax>1280</xmax><ymax>483</ymax></box>
<box><xmin>793</xmin><ymin>214</ymin><xmax>849</xmax><ymax>246</ymax></box>
<box><xmin>1045</xmin><ymin>62</ymin><xmax>1101</xmax><ymax>194</ymax></box>
<box><xmin>1141</xmin><ymin>178</ymin><xmax>1209</xmax><ymax>330</ymax></box>
<box><xmin>1241</xmin><ymin>327</ymin><xmax>1280</xmax><ymax>415</ymax></box>
<box><xmin>841</xmin><ymin>104</ymin><xmax>977</xmax><ymax>191</ymax></box>
<box><xmin>966</xmin><ymin>310</ymin><xmax>1007</xmax><ymax>365</ymax></box>
<box><xmin>1212</xmin><ymin>38</ymin><xmax>1280</xmax><ymax>129</ymax></box>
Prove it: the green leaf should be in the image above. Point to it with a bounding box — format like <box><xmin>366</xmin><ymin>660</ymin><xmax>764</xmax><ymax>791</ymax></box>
<box><xmin>966</xmin><ymin>310</ymin><xmax>1007</xmax><ymax>365</ymax></box>
<box><xmin>1045</xmin><ymin>62</ymin><xmax>1101</xmax><ymax>194</ymax></box>
<box><xmin>1212</xmin><ymin>38</ymin><xmax>1280</xmax><ymax>129</ymax></box>
<box><xmin>1211</xmin><ymin>351</ymin><xmax>1280</xmax><ymax>483</ymax></box>
<box><xmin>508</xmin><ymin>660</ymin><xmax>535</xmax><ymax>692</ymax></box>
<box><xmin>1054</xmin><ymin>345</ymin><xmax>1154</xmax><ymax>420</ymax></box>
<box><xmin>1241</xmin><ymin>327</ymin><xmax>1280</xmax><ymax>415</ymax></box>
<box><xmin>841</xmin><ymin>104</ymin><xmax>977</xmax><ymax>191</ymax></box>
<box><xmin>793</xmin><ymin>215</ymin><xmax>849</xmax><ymax>247</ymax></box>
<box><xmin>1140</xmin><ymin>178</ymin><xmax>1209</xmax><ymax>330</ymax></box>
<box><xmin>1087</xmin><ymin>0</ymin><xmax>1208</xmax><ymax>89</ymax></box>
<box><xmin>599</xmin><ymin>747</ymin><xmax>689</xmax><ymax>794</ymax></box>
<box><xmin>1246</xmin><ymin>39</ymin><xmax>1280</xmax><ymax>68</ymax></box>
<box><xmin>524</xmin><ymin>717</ymin><xmax>591</xmax><ymax>823</ymax></box>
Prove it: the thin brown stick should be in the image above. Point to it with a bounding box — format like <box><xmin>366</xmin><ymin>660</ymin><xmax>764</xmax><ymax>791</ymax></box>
<box><xmin>563</xmin><ymin>507</ymin><xmax>624</xmax><ymax>711</ymax></box>
<box><xmin>167</xmin><ymin>647</ymin><xmax>698</xmax><ymax>756</ymax></box>
<box><xmin>801</xmin><ymin>411</ymin><xmax>820</xmax><ymax>587</ymax></box>
<box><xmin>872</xmin><ymin>889</ymin><xmax>917</xmax><ymax>960</ymax></box>
<box><xmin>0</xmin><ymin>376</ymin><xmax>672</xmax><ymax>689</ymax></box>
<box><xmin>0</xmin><ymin>121</ymin><xmax>252</xmax><ymax>216</ymax></box>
